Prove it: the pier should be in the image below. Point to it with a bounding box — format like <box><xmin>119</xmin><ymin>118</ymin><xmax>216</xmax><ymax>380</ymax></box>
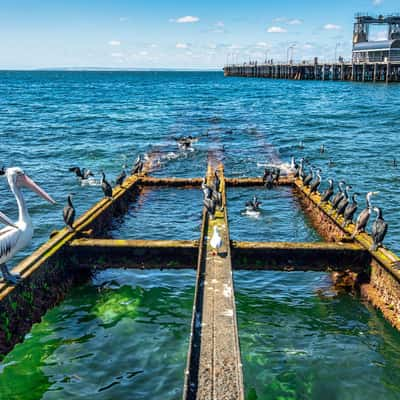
<box><xmin>1</xmin><ymin>152</ymin><xmax>400</xmax><ymax>398</ymax></box>
<box><xmin>223</xmin><ymin>61</ymin><xmax>400</xmax><ymax>83</ymax></box>
<box><xmin>224</xmin><ymin>13</ymin><xmax>400</xmax><ymax>83</ymax></box>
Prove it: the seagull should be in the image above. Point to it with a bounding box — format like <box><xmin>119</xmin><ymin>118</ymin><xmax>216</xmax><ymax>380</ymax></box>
<box><xmin>210</xmin><ymin>225</ymin><xmax>222</xmax><ymax>252</ymax></box>
<box><xmin>63</xmin><ymin>194</ymin><xmax>76</xmax><ymax>232</ymax></box>
<box><xmin>0</xmin><ymin>167</ymin><xmax>56</xmax><ymax>284</ymax></box>
<box><xmin>101</xmin><ymin>172</ymin><xmax>113</xmax><ymax>199</ymax></box>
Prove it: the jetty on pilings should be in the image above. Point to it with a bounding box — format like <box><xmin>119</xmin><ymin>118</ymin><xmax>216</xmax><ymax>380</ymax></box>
<box><xmin>1</xmin><ymin>151</ymin><xmax>400</xmax><ymax>398</ymax></box>
<box><xmin>223</xmin><ymin>61</ymin><xmax>400</xmax><ymax>83</ymax></box>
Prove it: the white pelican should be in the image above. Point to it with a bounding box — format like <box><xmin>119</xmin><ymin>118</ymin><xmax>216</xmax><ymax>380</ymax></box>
<box><xmin>0</xmin><ymin>167</ymin><xmax>56</xmax><ymax>284</ymax></box>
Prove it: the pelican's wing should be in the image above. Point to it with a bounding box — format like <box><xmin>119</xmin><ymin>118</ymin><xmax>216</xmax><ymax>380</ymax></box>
<box><xmin>0</xmin><ymin>211</ymin><xmax>17</xmax><ymax>229</ymax></box>
<box><xmin>0</xmin><ymin>226</ymin><xmax>18</xmax><ymax>261</ymax></box>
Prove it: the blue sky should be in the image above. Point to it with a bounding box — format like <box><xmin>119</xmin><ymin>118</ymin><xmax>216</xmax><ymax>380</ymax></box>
<box><xmin>0</xmin><ymin>0</ymin><xmax>398</xmax><ymax>69</ymax></box>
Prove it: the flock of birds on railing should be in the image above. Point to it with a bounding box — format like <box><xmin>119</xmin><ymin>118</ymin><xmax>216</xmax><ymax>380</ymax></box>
<box><xmin>64</xmin><ymin>154</ymin><xmax>146</xmax><ymax>231</ymax></box>
<box><xmin>0</xmin><ymin>142</ymin><xmax>392</xmax><ymax>284</ymax></box>
<box><xmin>243</xmin><ymin>155</ymin><xmax>389</xmax><ymax>252</ymax></box>
<box><xmin>291</xmin><ymin>156</ymin><xmax>388</xmax><ymax>251</ymax></box>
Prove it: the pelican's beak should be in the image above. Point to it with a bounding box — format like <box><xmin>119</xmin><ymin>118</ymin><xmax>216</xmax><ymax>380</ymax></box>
<box><xmin>0</xmin><ymin>211</ymin><xmax>17</xmax><ymax>228</ymax></box>
<box><xmin>21</xmin><ymin>175</ymin><xmax>57</xmax><ymax>204</ymax></box>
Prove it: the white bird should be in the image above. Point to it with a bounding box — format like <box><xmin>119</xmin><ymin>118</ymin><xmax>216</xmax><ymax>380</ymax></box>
<box><xmin>210</xmin><ymin>225</ymin><xmax>222</xmax><ymax>251</ymax></box>
<box><xmin>0</xmin><ymin>167</ymin><xmax>56</xmax><ymax>284</ymax></box>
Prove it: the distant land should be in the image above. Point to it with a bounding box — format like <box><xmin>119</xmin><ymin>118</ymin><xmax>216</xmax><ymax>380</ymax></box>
<box><xmin>0</xmin><ymin>67</ymin><xmax>222</xmax><ymax>72</ymax></box>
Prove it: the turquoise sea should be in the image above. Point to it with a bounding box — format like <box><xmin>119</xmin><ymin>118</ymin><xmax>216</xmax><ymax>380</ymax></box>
<box><xmin>0</xmin><ymin>71</ymin><xmax>400</xmax><ymax>399</ymax></box>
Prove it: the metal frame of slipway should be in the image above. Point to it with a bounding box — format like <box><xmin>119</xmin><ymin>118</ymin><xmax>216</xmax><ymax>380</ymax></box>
<box><xmin>0</xmin><ymin>152</ymin><xmax>400</xmax><ymax>400</ymax></box>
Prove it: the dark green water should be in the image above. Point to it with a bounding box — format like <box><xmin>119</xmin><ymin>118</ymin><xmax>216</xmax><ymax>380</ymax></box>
<box><xmin>0</xmin><ymin>270</ymin><xmax>195</xmax><ymax>400</ymax></box>
<box><xmin>236</xmin><ymin>271</ymin><xmax>400</xmax><ymax>400</ymax></box>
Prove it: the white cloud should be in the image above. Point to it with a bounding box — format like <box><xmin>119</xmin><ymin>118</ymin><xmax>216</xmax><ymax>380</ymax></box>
<box><xmin>208</xmin><ymin>43</ymin><xmax>217</xmax><ymax>49</ymax></box>
<box><xmin>108</xmin><ymin>40</ymin><xmax>121</xmax><ymax>46</ymax></box>
<box><xmin>267</xmin><ymin>26</ymin><xmax>287</xmax><ymax>33</ymax></box>
<box><xmin>373</xmin><ymin>0</ymin><xmax>383</xmax><ymax>4</ymax></box>
<box><xmin>119</xmin><ymin>17</ymin><xmax>128</xmax><ymax>22</ymax></box>
<box><xmin>176</xmin><ymin>43</ymin><xmax>189</xmax><ymax>49</ymax></box>
<box><xmin>111</xmin><ymin>52</ymin><xmax>123</xmax><ymax>58</ymax></box>
<box><xmin>139</xmin><ymin>51</ymin><xmax>148</xmax><ymax>56</ymax></box>
<box><xmin>256</xmin><ymin>41</ymin><xmax>269</xmax><ymax>48</ymax></box>
<box><xmin>149</xmin><ymin>44</ymin><xmax>158</xmax><ymax>48</ymax></box>
<box><xmin>303</xmin><ymin>43</ymin><xmax>314</xmax><ymax>49</ymax></box>
<box><xmin>171</xmin><ymin>16</ymin><xmax>200</xmax><ymax>23</ymax></box>
<box><xmin>324</xmin><ymin>24</ymin><xmax>342</xmax><ymax>30</ymax></box>
<box><xmin>288</xmin><ymin>19</ymin><xmax>303</xmax><ymax>25</ymax></box>
<box><xmin>215</xmin><ymin>21</ymin><xmax>224</xmax><ymax>27</ymax></box>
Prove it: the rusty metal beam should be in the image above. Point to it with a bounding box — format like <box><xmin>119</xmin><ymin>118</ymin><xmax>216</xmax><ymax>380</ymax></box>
<box><xmin>183</xmin><ymin>162</ymin><xmax>244</xmax><ymax>400</ymax></box>
<box><xmin>67</xmin><ymin>238</ymin><xmax>369</xmax><ymax>272</ymax></box>
<box><xmin>137</xmin><ymin>176</ymin><xmax>294</xmax><ymax>187</ymax></box>
<box><xmin>68</xmin><ymin>238</ymin><xmax>198</xmax><ymax>269</ymax></box>
<box><xmin>231</xmin><ymin>241</ymin><xmax>370</xmax><ymax>271</ymax></box>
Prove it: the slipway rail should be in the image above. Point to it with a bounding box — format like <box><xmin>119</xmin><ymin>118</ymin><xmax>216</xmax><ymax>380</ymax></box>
<box><xmin>0</xmin><ymin>154</ymin><xmax>400</xmax><ymax>399</ymax></box>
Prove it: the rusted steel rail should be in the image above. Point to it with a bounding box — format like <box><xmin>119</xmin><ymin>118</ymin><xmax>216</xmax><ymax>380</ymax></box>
<box><xmin>138</xmin><ymin>176</ymin><xmax>293</xmax><ymax>187</ymax></box>
<box><xmin>293</xmin><ymin>178</ymin><xmax>400</xmax><ymax>330</ymax></box>
<box><xmin>183</xmin><ymin>163</ymin><xmax>244</xmax><ymax>400</ymax></box>
<box><xmin>68</xmin><ymin>238</ymin><xmax>198</xmax><ymax>269</ymax></box>
<box><xmin>232</xmin><ymin>241</ymin><xmax>369</xmax><ymax>271</ymax></box>
<box><xmin>67</xmin><ymin>238</ymin><xmax>369</xmax><ymax>272</ymax></box>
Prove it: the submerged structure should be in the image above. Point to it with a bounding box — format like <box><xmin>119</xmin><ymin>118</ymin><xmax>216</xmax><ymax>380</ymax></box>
<box><xmin>224</xmin><ymin>14</ymin><xmax>400</xmax><ymax>82</ymax></box>
<box><xmin>0</xmin><ymin>154</ymin><xmax>400</xmax><ymax>399</ymax></box>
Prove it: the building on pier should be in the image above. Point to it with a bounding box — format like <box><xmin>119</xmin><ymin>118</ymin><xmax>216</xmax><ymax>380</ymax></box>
<box><xmin>352</xmin><ymin>14</ymin><xmax>400</xmax><ymax>63</ymax></box>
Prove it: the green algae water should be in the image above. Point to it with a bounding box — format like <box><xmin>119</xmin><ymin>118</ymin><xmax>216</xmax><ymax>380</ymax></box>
<box><xmin>1</xmin><ymin>71</ymin><xmax>400</xmax><ymax>398</ymax></box>
<box><xmin>0</xmin><ymin>270</ymin><xmax>195</xmax><ymax>399</ymax></box>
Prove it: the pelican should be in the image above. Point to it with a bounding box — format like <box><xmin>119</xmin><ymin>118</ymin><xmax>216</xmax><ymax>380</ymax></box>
<box><xmin>0</xmin><ymin>167</ymin><xmax>56</xmax><ymax>283</ymax></box>
<box><xmin>319</xmin><ymin>179</ymin><xmax>334</xmax><ymax>204</ymax></box>
<box><xmin>371</xmin><ymin>207</ymin><xmax>388</xmax><ymax>251</ymax></box>
<box><xmin>351</xmin><ymin>191</ymin><xmax>379</xmax><ymax>238</ymax></box>
<box><xmin>63</xmin><ymin>194</ymin><xmax>75</xmax><ymax>232</ymax></box>
<box><xmin>101</xmin><ymin>172</ymin><xmax>113</xmax><ymax>199</ymax></box>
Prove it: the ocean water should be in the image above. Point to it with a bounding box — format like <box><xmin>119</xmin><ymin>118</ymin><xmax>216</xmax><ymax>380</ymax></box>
<box><xmin>0</xmin><ymin>71</ymin><xmax>400</xmax><ymax>399</ymax></box>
